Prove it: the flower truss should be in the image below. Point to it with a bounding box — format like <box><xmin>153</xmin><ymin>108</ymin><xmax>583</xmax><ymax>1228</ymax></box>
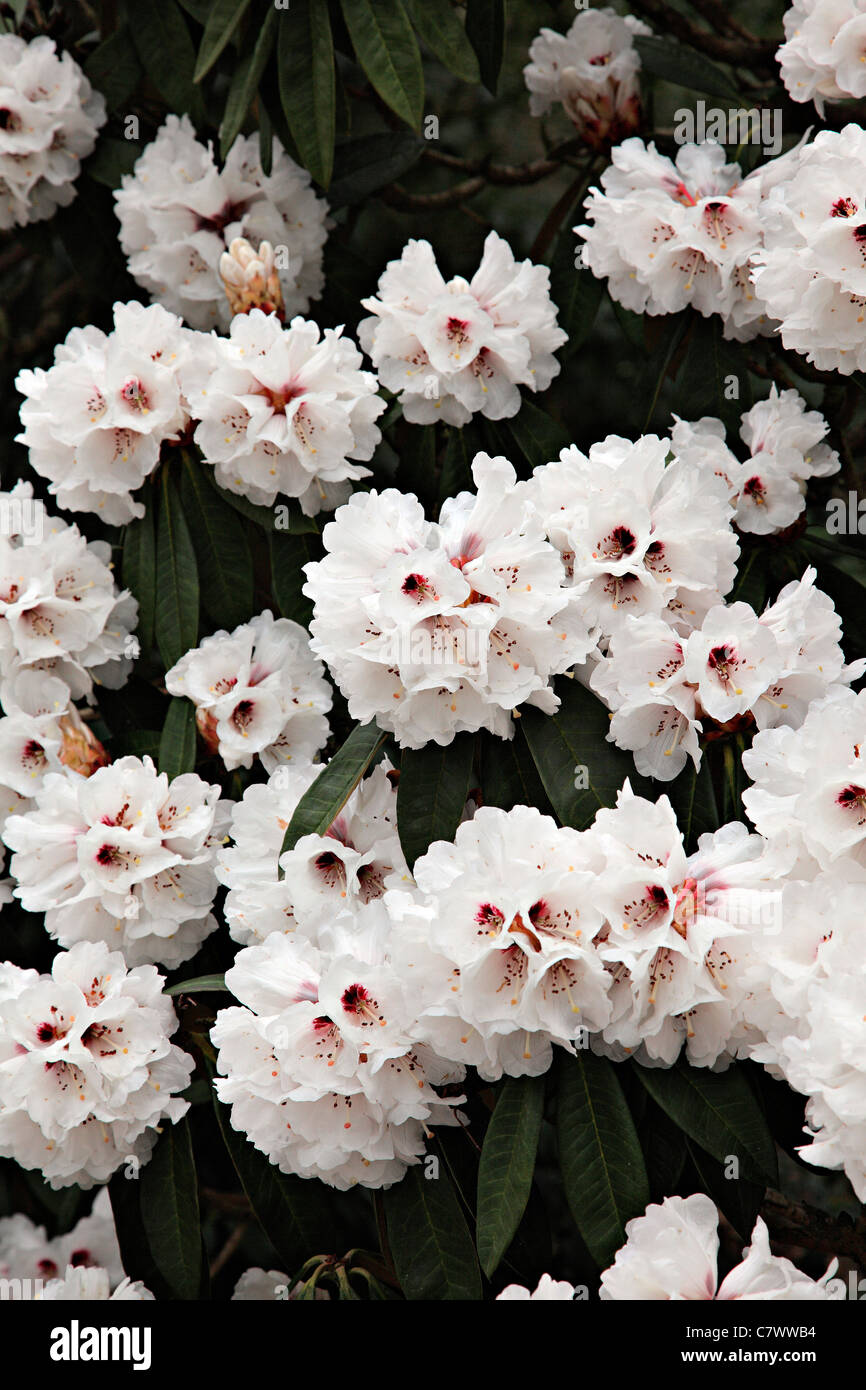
<box><xmin>777</xmin><ymin>0</ymin><xmax>866</xmax><ymax>112</ymax></box>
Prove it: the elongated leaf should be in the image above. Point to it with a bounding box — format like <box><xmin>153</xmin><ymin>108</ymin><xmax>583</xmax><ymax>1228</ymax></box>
<box><xmin>156</xmin><ymin>470</ymin><xmax>199</xmax><ymax>670</ymax></box>
<box><xmin>397</xmin><ymin>733</ymin><xmax>475</xmax><ymax>868</ymax></box>
<box><xmin>269</xmin><ymin>529</ymin><xmax>320</xmax><ymax>626</ymax></box>
<box><xmin>522</xmin><ymin>677</ymin><xmax>653</xmax><ymax>830</ymax></box>
<box><xmin>84</xmin><ymin>26</ymin><xmax>143</xmax><ymax>110</ymax></box>
<box><xmin>279</xmin><ymin>721</ymin><xmax>388</xmax><ymax>863</ymax></box>
<box><xmin>180</xmin><ymin>454</ymin><xmax>254</xmax><ymax>629</ymax></box>
<box><xmin>278</xmin><ymin>0</ymin><xmax>336</xmax><ymax>187</ymax></box>
<box><xmin>86</xmin><ymin>138</ymin><xmax>141</xmax><ymax>189</ymax></box>
<box><xmin>127</xmin><ymin>0</ymin><xmax>205</xmax><ymax>124</ymax></box>
<box><xmin>220</xmin><ymin>9</ymin><xmax>277</xmax><ymax>158</ymax></box>
<box><xmin>476</xmin><ymin>1075</ymin><xmax>545</xmax><ymax>1277</ymax></box>
<box><xmin>340</xmin><ymin>0</ymin><xmax>424</xmax><ymax>129</ymax></box>
<box><xmin>405</xmin><ymin>0</ymin><xmax>479</xmax><ymax>82</ymax></box>
<box><xmin>479</xmin><ymin>727</ymin><xmax>552</xmax><ymax>815</ymax></box>
<box><xmin>139</xmin><ymin>1119</ymin><xmax>203</xmax><ymax>1300</ymax></box>
<box><xmin>506</xmin><ymin>397</ymin><xmax>571</xmax><ymax>472</ymax></box>
<box><xmin>636</xmin><ymin>1059</ymin><xmax>778</xmax><ymax>1187</ymax></box>
<box><xmin>384</xmin><ymin>1163</ymin><xmax>482</xmax><ymax>1300</ymax></box>
<box><xmin>465</xmin><ymin>0</ymin><xmax>505</xmax><ymax>95</ymax></box>
<box><xmin>194</xmin><ymin>0</ymin><xmax>253</xmax><ymax>82</ymax></box>
<box><xmin>122</xmin><ymin>489</ymin><xmax>156</xmax><ymax>654</ymax></box>
<box><xmin>665</xmin><ymin>756</ymin><xmax>719</xmax><ymax>853</ymax></box>
<box><xmin>214</xmin><ymin>1095</ymin><xmax>336</xmax><ymax>1269</ymax></box>
<box><xmin>552</xmin><ymin>227</ymin><xmax>605</xmax><ymax>359</ymax></box>
<box><xmin>439</xmin><ymin>421</ymin><xmax>479</xmax><ymax>503</ymax></box>
<box><xmin>634</xmin><ymin>35</ymin><xmax>740</xmax><ymax>101</ymax></box>
<box><xmin>674</xmin><ymin>316</ymin><xmax>753</xmax><ymax>435</ymax></box>
<box><xmin>328</xmin><ymin>132</ymin><xmax>423</xmax><ymax>207</ymax></box>
<box><xmin>158</xmin><ymin>697</ymin><xmax>197</xmax><ymax>780</ymax></box>
<box><xmin>164</xmin><ymin>974</ymin><xmax>228</xmax><ymax>996</ymax></box>
<box><xmin>108</xmin><ymin>1172</ymin><xmax>166</xmax><ymax>1297</ymax></box>
<box><xmin>556</xmin><ymin>1049</ymin><xmax>650</xmax><ymax>1268</ymax></box>
<box><xmin>687</xmin><ymin>1139</ymin><xmax>764</xmax><ymax>1241</ymax></box>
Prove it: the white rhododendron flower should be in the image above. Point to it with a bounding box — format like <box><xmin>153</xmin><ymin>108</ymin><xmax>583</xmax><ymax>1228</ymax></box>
<box><xmin>751</xmin><ymin>125</ymin><xmax>866</xmax><ymax>373</ymax></box>
<box><xmin>524</xmin><ymin>5</ymin><xmax>649</xmax><ymax>147</ymax></box>
<box><xmin>522</xmin><ymin>432</ymin><xmax>739</xmax><ymax>640</ymax></box>
<box><xmin>743</xmin><ymin>685</ymin><xmax>866</xmax><ymax>872</ymax></box>
<box><xmin>211</xmin><ymin>928</ymin><xmax>465</xmax><ymax>1190</ymax></box>
<box><xmin>165</xmin><ymin>610</ymin><xmax>332</xmax><ymax>772</ymax></box>
<box><xmin>600</xmin><ymin>1194</ymin><xmax>838</xmax><ymax>1300</ymax></box>
<box><xmin>16</xmin><ymin>301</ymin><xmax>201</xmax><ymax>522</ymax></box>
<box><xmin>114</xmin><ymin>115</ymin><xmax>328</xmax><ymax>330</ymax></box>
<box><xmin>777</xmin><ymin>0</ymin><xmax>866</xmax><ymax>112</ymax></box>
<box><xmin>0</xmin><ymin>34</ymin><xmax>105</xmax><ymax>229</ymax></box>
<box><xmin>673</xmin><ymin>387</ymin><xmax>839</xmax><ymax>536</ymax></box>
<box><xmin>577</xmin><ymin>139</ymin><xmax>774</xmax><ymax>340</ymax></box>
<box><xmin>189</xmin><ymin>309</ymin><xmax>384</xmax><ymax>514</ymax></box>
<box><xmin>585</xmin><ymin>784</ymin><xmax>785</xmax><ymax>1067</ymax></box>
<box><xmin>358</xmin><ymin>232</ymin><xmax>566</xmax><ymax>425</ymax></box>
<box><xmin>3</xmin><ymin>755</ymin><xmax>230</xmax><ymax>968</ymax></box>
<box><xmin>497</xmin><ymin>1274</ymin><xmax>578</xmax><ymax>1301</ymax></box>
<box><xmin>303</xmin><ymin>454</ymin><xmax>595</xmax><ymax>748</ymax></box>
<box><xmin>0</xmin><ymin>482</ymin><xmax>138</xmax><ymax>699</ymax></box>
<box><xmin>388</xmin><ymin>803</ymin><xmax>613</xmax><ymax>1081</ymax></box>
<box><xmin>0</xmin><ymin>940</ymin><xmax>193</xmax><ymax>1188</ymax></box>
<box><xmin>216</xmin><ymin>759</ymin><xmax>412</xmax><ymax>947</ymax></box>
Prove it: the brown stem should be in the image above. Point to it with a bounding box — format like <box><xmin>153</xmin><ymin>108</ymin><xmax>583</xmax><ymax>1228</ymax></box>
<box><xmin>209</xmin><ymin>1219</ymin><xmax>249</xmax><ymax>1279</ymax></box>
<box><xmin>627</xmin><ymin>0</ymin><xmax>776</xmax><ymax>67</ymax></box>
<box><xmin>761</xmin><ymin>1192</ymin><xmax>866</xmax><ymax>1266</ymax></box>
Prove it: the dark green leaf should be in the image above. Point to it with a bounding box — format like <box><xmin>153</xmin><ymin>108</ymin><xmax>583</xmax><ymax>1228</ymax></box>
<box><xmin>642</xmin><ymin>311</ymin><xmax>690</xmax><ymax>432</ymax></box>
<box><xmin>259</xmin><ymin>98</ymin><xmax>274</xmax><ymax>175</ymax></box>
<box><xmin>506</xmin><ymin>396</ymin><xmax>571</xmax><ymax>472</ymax></box>
<box><xmin>556</xmin><ymin>1049</ymin><xmax>650</xmax><ymax>1268</ymax></box>
<box><xmin>465</xmin><ymin>0</ymin><xmax>505</xmax><ymax>95</ymax></box>
<box><xmin>194</xmin><ymin>0</ymin><xmax>254</xmax><ymax>82</ymax></box>
<box><xmin>219</xmin><ymin>9</ymin><xmax>277</xmax><ymax>158</ymax></box>
<box><xmin>158</xmin><ymin>697</ymin><xmax>197</xmax><ymax>779</ymax></box>
<box><xmin>405</xmin><ymin>0</ymin><xmax>479</xmax><ymax>82</ymax></box>
<box><xmin>479</xmin><ymin>727</ymin><xmax>552</xmax><ymax>814</ymax></box>
<box><xmin>476</xmin><ymin>1075</ymin><xmax>545</xmax><ymax>1277</ymax></box>
<box><xmin>328</xmin><ymin>132</ymin><xmax>423</xmax><ymax>207</ymax></box>
<box><xmin>636</xmin><ymin>1059</ymin><xmax>779</xmax><ymax>1187</ymax></box>
<box><xmin>397</xmin><ymin>732</ymin><xmax>476</xmax><ymax>868</ymax></box>
<box><xmin>155</xmin><ymin>468</ymin><xmax>199</xmax><ymax>671</ymax></box>
<box><xmin>665</xmin><ymin>757</ymin><xmax>719</xmax><ymax>853</ymax></box>
<box><xmin>384</xmin><ymin>1163</ymin><xmax>482</xmax><ymax>1300</ymax></box>
<box><xmin>122</xmin><ymin>489</ymin><xmax>156</xmax><ymax>654</ymax></box>
<box><xmin>438</xmin><ymin>422</ymin><xmax>478</xmax><ymax>503</ymax></box>
<box><xmin>127</xmin><ymin>0</ymin><xmax>206</xmax><ymax>125</ymax></box>
<box><xmin>86</xmin><ymin>138</ymin><xmax>142</xmax><ymax>189</ymax></box>
<box><xmin>269</xmin><ymin>529</ymin><xmax>320</xmax><ymax>626</ymax></box>
<box><xmin>164</xmin><ymin>974</ymin><xmax>229</xmax><ymax>996</ymax></box>
<box><xmin>686</xmin><ymin>1139</ymin><xmax>764</xmax><ymax>1241</ymax></box>
<box><xmin>674</xmin><ymin>316</ymin><xmax>753</xmax><ymax>435</ymax></box>
<box><xmin>552</xmin><ymin>226</ymin><xmax>605</xmax><ymax>360</ymax></box>
<box><xmin>634</xmin><ymin>35</ymin><xmax>740</xmax><ymax>101</ymax></box>
<box><xmin>139</xmin><ymin>1119</ymin><xmax>203</xmax><ymax>1300</ymax></box>
<box><xmin>278</xmin><ymin>0</ymin><xmax>336</xmax><ymax>187</ymax></box>
<box><xmin>279</xmin><ymin>721</ymin><xmax>388</xmax><ymax>863</ymax></box>
<box><xmin>214</xmin><ymin>1095</ymin><xmax>336</xmax><ymax>1269</ymax></box>
<box><xmin>340</xmin><ymin>0</ymin><xmax>424</xmax><ymax>129</ymax></box>
<box><xmin>84</xmin><ymin>26</ymin><xmax>143</xmax><ymax>110</ymax></box>
<box><xmin>522</xmin><ymin>676</ymin><xmax>653</xmax><ymax>830</ymax></box>
<box><xmin>180</xmin><ymin>454</ymin><xmax>254</xmax><ymax>629</ymax></box>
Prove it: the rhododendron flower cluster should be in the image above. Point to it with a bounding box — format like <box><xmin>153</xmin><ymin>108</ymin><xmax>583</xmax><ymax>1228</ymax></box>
<box><xmin>303</xmin><ymin>454</ymin><xmax>596</xmax><ymax>747</ymax></box>
<box><xmin>520</xmin><ymin>431</ymin><xmax>739</xmax><ymax>640</ymax></box>
<box><xmin>211</xmin><ymin>927</ymin><xmax>465</xmax><ymax>1190</ymax></box>
<box><xmin>672</xmin><ymin>387</ymin><xmax>839</xmax><ymax>535</ymax></box>
<box><xmin>777</xmin><ymin>0</ymin><xmax>866</xmax><ymax>112</ymax></box>
<box><xmin>0</xmin><ymin>483</ymin><xmax>138</xmax><ymax>699</ymax></box>
<box><xmin>0</xmin><ymin>34</ymin><xmax>105</xmax><ymax>230</ymax></box>
<box><xmin>216</xmin><ymin>759</ymin><xmax>411</xmax><ymax>947</ymax></box>
<box><xmin>188</xmin><ymin>308</ymin><xmax>385</xmax><ymax>514</ymax></box>
<box><xmin>0</xmin><ymin>941</ymin><xmax>193</xmax><ymax>1188</ymax></box>
<box><xmin>751</xmin><ymin>125</ymin><xmax>866</xmax><ymax>373</ymax></box>
<box><xmin>578</xmin><ymin>139</ymin><xmax>775</xmax><ymax>340</ymax></box>
<box><xmin>590</xmin><ymin>568</ymin><xmax>862</xmax><ymax>780</ymax></box>
<box><xmin>358</xmin><ymin>231</ymin><xmax>566</xmax><ymax>425</ymax></box>
<box><xmin>3</xmin><ymin>755</ymin><xmax>230</xmax><ymax>968</ymax></box>
<box><xmin>16</xmin><ymin>301</ymin><xmax>200</xmax><ymax>522</ymax></box>
<box><xmin>524</xmin><ymin>5</ymin><xmax>650</xmax><ymax>148</ymax></box>
<box><xmin>165</xmin><ymin>610</ymin><xmax>332</xmax><ymax>772</ymax></box>
<box><xmin>114</xmin><ymin>115</ymin><xmax>328</xmax><ymax>331</ymax></box>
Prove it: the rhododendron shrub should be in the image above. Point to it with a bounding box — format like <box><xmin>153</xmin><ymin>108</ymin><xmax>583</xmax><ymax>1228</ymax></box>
<box><xmin>0</xmin><ymin>0</ymin><xmax>863</xmax><ymax>1317</ymax></box>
